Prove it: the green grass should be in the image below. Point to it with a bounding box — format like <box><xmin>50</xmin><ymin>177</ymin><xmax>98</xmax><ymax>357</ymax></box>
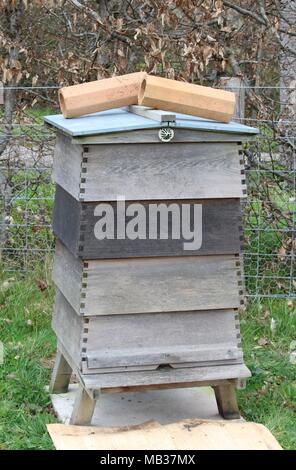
<box><xmin>0</xmin><ymin>106</ymin><xmax>56</xmax><ymax>141</ymax></box>
<box><xmin>0</xmin><ymin>263</ymin><xmax>295</xmax><ymax>449</ymax></box>
<box><xmin>23</xmin><ymin>107</ymin><xmax>57</xmax><ymax>123</ymax></box>
<box><xmin>0</xmin><ymin>260</ymin><xmax>56</xmax><ymax>450</ymax></box>
<box><xmin>238</xmin><ymin>299</ymin><xmax>296</xmax><ymax>449</ymax></box>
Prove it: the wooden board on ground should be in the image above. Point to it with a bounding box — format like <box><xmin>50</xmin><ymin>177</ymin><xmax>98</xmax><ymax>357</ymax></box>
<box><xmin>47</xmin><ymin>419</ymin><xmax>282</xmax><ymax>450</ymax></box>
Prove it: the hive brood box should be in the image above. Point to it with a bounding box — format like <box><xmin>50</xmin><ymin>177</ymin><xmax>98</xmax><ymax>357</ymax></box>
<box><xmin>45</xmin><ymin>108</ymin><xmax>258</xmax><ymax>424</ymax></box>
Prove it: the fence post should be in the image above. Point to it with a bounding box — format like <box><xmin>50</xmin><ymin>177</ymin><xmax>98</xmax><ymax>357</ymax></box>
<box><xmin>0</xmin><ymin>82</ymin><xmax>3</xmax><ymax>106</ymax></box>
<box><xmin>219</xmin><ymin>77</ymin><xmax>245</xmax><ymax>120</ymax></box>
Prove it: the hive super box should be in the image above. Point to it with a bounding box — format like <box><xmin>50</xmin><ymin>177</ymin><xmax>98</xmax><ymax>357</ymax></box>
<box><xmin>45</xmin><ymin>108</ymin><xmax>258</xmax><ymax>425</ymax></box>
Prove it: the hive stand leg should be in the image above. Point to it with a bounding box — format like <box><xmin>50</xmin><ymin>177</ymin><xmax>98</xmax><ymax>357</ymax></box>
<box><xmin>70</xmin><ymin>384</ymin><xmax>96</xmax><ymax>426</ymax></box>
<box><xmin>213</xmin><ymin>383</ymin><xmax>241</xmax><ymax>420</ymax></box>
<box><xmin>49</xmin><ymin>349</ymin><xmax>72</xmax><ymax>394</ymax></box>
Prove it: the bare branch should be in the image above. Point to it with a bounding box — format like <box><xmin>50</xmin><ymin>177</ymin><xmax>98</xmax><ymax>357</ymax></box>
<box><xmin>223</xmin><ymin>1</ymin><xmax>267</xmax><ymax>25</ymax></box>
<box><xmin>66</xmin><ymin>0</ymin><xmax>130</xmax><ymax>44</ymax></box>
<box><xmin>67</xmin><ymin>0</ymin><xmax>103</xmax><ymax>25</ymax></box>
<box><xmin>224</xmin><ymin>0</ymin><xmax>296</xmax><ymax>37</ymax></box>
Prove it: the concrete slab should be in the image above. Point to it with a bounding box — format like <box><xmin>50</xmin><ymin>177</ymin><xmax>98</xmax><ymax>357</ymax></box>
<box><xmin>51</xmin><ymin>384</ymin><xmax>225</xmax><ymax>427</ymax></box>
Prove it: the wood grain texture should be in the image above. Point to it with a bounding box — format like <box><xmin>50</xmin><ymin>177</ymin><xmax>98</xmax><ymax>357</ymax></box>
<box><xmin>52</xmin><ymin>288</ymin><xmax>83</xmax><ymax>367</ymax></box>
<box><xmin>82</xmin><ymin>363</ymin><xmax>251</xmax><ymax>390</ymax></box>
<box><xmin>49</xmin><ymin>350</ymin><xmax>72</xmax><ymax>394</ymax></box>
<box><xmin>128</xmin><ymin>105</ymin><xmax>176</xmax><ymax>122</ymax></box>
<box><xmin>52</xmin><ymin>241</ymin><xmax>83</xmax><ymax>316</ymax></box>
<box><xmin>52</xmin><ymin>185</ymin><xmax>82</xmax><ymax>256</ymax></box>
<box><xmin>59</xmin><ymin>72</ymin><xmax>146</xmax><ymax>119</ymax></box>
<box><xmin>99</xmin><ymin>379</ymin><xmax>237</xmax><ymax>395</ymax></box>
<box><xmin>52</xmin><ymin>133</ymin><xmax>83</xmax><ymax>200</ymax></box>
<box><xmin>47</xmin><ymin>419</ymin><xmax>282</xmax><ymax>450</ymax></box>
<box><xmin>52</xmin><ymin>288</ymin><xmax>242</xmax><ymax>372</ymax></box>
<box><xmin>85</xmin><ymin>310</ymin><xmax>242</xmax><ymax>370</ymax></box>
<box><xmin>52</xmin><ymin>185</ymin><xmax>242</xmax><ymax>259</ymax></box>
<box><xmin>87</xmin><ymin>349</ymin><xmax>242</xmax><ymax>372</ymax></box>
<box><xmin>52</xmin><ymin>240</ymin><xmax>243</xmax><ymax>316</ymax></box>
<box><xmin>72</xmin><ymin>128</ymin><xmax>250</xmax><ymax>145</ymax></box>
<box><xmin>80</xmin><ymin>142</ymin><xmax>244</xmax><ymax>201</ymax></box>
<box><xmin>213</xmin><ymin>383</ymin><xmax>240</xmax><ymax>419</ymax></box>
<box><xmin>56</xmin><ymin>338</ymin><xmax>250</xmax><ymax>392</ymax></box>
<box><xmin>69</xmin><ymin>383</ymin><xmax>96</xmax><ymax>426</ymax></box>
<box><xmin>138</xmin><ymin>75</ymin><xmax>235</xmax><ymax>123</ymax></box>
<box><xmin>83</xmin><ymin>255</ymin><xmax>242</xmax><ymax>315</ymax></box>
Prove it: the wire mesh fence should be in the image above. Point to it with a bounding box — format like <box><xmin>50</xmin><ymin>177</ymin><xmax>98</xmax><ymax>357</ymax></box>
<box><xmin>0</xmin><ymin>86</ymin><xmax>295</xmax><ymax>298</ymax></box>
<box><xmin>243</xmin><ymin>135</ymin><xmax>296</xmax><ymax>298</ymax></box>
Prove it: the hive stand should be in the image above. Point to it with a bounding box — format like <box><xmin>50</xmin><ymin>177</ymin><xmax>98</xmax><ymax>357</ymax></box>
<box><xmin>45</xmin><ymin>107</ymin><xmax>258</xmax><ymax>426</ymax></box>
<box><xmin>50</xmin><ymin>345</ymin><xmax>247</xmax><ymax>425</ymax></box>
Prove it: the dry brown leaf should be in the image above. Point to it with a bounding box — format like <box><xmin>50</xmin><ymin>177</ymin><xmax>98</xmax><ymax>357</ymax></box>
<box><xmin>37</xmin><ymin>280</ymin><xmax>48</xmax><ymax>291</ymax></box>
<box><xmin>263</xmin><ymin>309</ymin><xmax>270</xmax><ymax>318</ymax></box>
<box><xmin>278</xmin><ymin>245</ymin><xmax>286</xmax><ymax>260</ymax></box>
<box><xmin>258</xmin><ymin>337</ymin><xmax>269</xmax><ymax>347</ymax></box>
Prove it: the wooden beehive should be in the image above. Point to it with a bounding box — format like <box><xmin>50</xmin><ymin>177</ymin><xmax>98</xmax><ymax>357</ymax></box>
<box><xmin>45</xmin><ymin>108</ymin><xmax>258</xmax><ymax>425</ymax></box>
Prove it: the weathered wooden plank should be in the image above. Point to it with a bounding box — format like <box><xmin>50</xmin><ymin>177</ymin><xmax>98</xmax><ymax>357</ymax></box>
<box><xmin>86</xmin><ymin>309</ymin><xmax>239</xmax><ymax>353</ymax></box>
<box><xmin>49</xmin><ymin>350</ymin><xmax>72</xmax><ymax>394</ymax></box>
<box><xmin>83</xmin><ymin>254</ymin><xmax>242</xmax><ymax>315</ymax></box>
<box><xmin>52</xmin><ymin>242</ymin><xmax>83</xmax><ymax>318</ymax></box>
<box><xmin>52</xmin><ymin>287</ymin><xmax>242</xmax><ymax>372</ymax></box>
<box><xmin>53</xmin><ymin>290</ymin><xmax>159</xmax><ymax>374</ymax></box>
<box><xmin>52</xmin><ymin>133</ymin><xmax>83</xmax><ymax>200</ymax></box>
<box><xmin>71</xmin><ymin>128</ymin><xmax>250</xmax><ymax>145</ymax></box>
<box><xmin>85</xmin><ymin>309</ymin><xmax>241</xmax><ymax>369</ymax></box>
<box><xmin>213</xmin><ymin>383</ymin><xmax>241</xmax><ymax>419</ymax></box>
<box><xmin>57</xmin><ymin>340</ymin><xmax>85</xmax><ymax>384</ymax></box>
<box><xmin>52</xmin><ymin>240</ymin><xmax>243</xmax><ymax>316</ymax></box>
<box><xmin>47</xmin><ymin>419</ymin><xmax>282</xmax><ymax>450</ymax></box>
<box><xmin>52</xmin><ymin>289</ymin><xmax>83</xmax><ymax>367</ymax></box>
<box><xmin>52</xmin><ymin>185</ymin><xmax>82</xmax><ymax>256</ymax></box>
<box><xmin>100</xmin><ymin>379</ymin><xmax>237</xmax><ymax>395</ymax></box>
<box><xmin>56</xmin><ymin>337</ymin><xmax>248</xmax><ymax>393</ymax></box>
<box><xmin>80</xmin><ymin>142</ymin><xmax>244</xmax><ymax>201</ymax></box>
<box><xmin>83</xmin><ymin>364</ymin><xmax>251</xmax><ymax>390</ymax></box>
<box><xmin>83</xmin><ymin>364</ymin><xmax>160</xmax><ymax>374</ymax></box>
<box><xmin>168</xmin><ymin>360</ymin><xmax>242</xmax><ymax>369</ymax></box>
<box><xmin>53</xmin><ymin>185</ymin><xmax>242</xmax><ymax>259</ymax></box>
<box><xmin>55</xmin><ymin>338</ymin><xmax>248</xmax><ymax>395</ymax></box>
<box><xmin>128</xmin><ymin>105</ymin><xmax>176</xmax><ymax>122</ymax></box>
<box><xmin>87</xmin><ymin>349</ymin><xmax>242</xmax><ymax>370</ymax></box>
<box><xmin>69</xmin><ymin>383</ymin><xmax>96</xmax><ymax>425</ymax></box>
